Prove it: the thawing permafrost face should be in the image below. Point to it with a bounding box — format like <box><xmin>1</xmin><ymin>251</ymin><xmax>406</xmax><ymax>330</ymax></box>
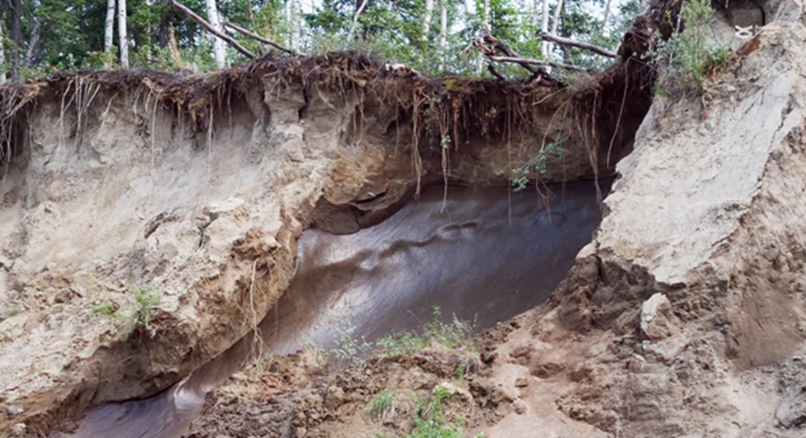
<box><xmin>56</xmin><ymin>178</ymin><xmax>612</xmax><ymax>438</ymax></box>
<box><xmin>262</xmin><ymin>179</ymin><xmax>612</xmax><ymax>354</ymax></box>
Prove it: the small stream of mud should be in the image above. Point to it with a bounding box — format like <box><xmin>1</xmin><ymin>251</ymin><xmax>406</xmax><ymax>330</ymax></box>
<box><xmin>55</xmin><ymin>178</ymin><xmax>612</xmax><ymax>438</ymax></box>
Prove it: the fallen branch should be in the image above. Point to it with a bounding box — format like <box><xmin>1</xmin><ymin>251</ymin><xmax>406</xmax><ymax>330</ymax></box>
<box><xmin>488</xmin><ymin>56</ymin><xmax>584</xmax><ymax>71</ymax></box>
<box><xmin>537</xmin><ymin>32</ymin><xmax>617</xmax><ymax>58</ymax></box>
<box><xmin>223</xmin><ymin>20</ymin><xmax>297</xmax><ymax>55</ymax></box>
<box><xmin>466</xmin><ymin>30</ymin><xmax>542</xmax><ymax>75</ymax></box>
<box><xmin>167</xmin><ymin>0</ymin><xmax>256</xmax><ymax>60</ymax></box>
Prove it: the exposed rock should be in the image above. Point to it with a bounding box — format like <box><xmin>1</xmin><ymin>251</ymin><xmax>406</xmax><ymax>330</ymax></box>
<box><xmin>640</xmin><ymin>293</ymin><xmax>675</xmax><ymax>341</ymax></box>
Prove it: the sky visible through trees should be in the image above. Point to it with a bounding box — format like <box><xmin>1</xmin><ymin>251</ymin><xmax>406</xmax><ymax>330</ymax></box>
<box><xmin>3</xmin><ymin>0</ymin><xmax>640</xmax><ymax>82</ymax></box>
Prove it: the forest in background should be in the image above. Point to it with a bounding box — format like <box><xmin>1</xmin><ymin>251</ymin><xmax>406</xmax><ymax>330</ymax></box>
<box><xmin>2</xmin><ymin>0</ymin><xmax>641</xmax><ymax>82</ymax></box>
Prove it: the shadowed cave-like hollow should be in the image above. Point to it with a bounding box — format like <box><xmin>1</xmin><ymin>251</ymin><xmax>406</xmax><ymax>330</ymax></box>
<box><xmin>56</xmin><ymin>177</ymin><xmax>613</xmax><ymax>438</ymax></box>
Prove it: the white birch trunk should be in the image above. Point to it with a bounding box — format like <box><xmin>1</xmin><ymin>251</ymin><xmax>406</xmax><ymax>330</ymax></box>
<box><xmin>547</xmin><ymin>0</ymin><xmax>563</xmax><ymax>55</ymax></box>
<box><xmin>424</xmin><ymin>0</ymin><xmax>434</xmax><ymax>35</ymax></box>
<box><xmin>285</xmin><ymin>0</ymin><xmax>299</xmax><ymax>50</ymax></box>
<box><xmin>118</xmin><ymin>0</ymin><xmax>129</xmax><ymax>69</ymax></box>
<box><xmin>205</xmin><ymin>0</ymin><xmax>227</xmax><ymax>69</ymax></box>
<box><xmin>0</xmin><ymin>21</ymin><xmax>6</xmax><ymax>85</ymax></box>
<box><xmin>105</xmin><ymin>0</ymin><xmax>115</xmax><ymax>68</ymax></box>
<box><xmin>439</xmin><ymin>0</ymin><xmax>447</xmax><ymax>70</ymax></box>
<box><xmin>540</xmin><ymin>0</ymin><xmax>550</xmax><ymax>56</ymax></box>
<box><xmin>531</xmin><ymin>0</ymin><xmax>539</xmax><ymax>28</ymax></box>
<box><xmin>483</xmin><ymin>0</ymin><xmax>490</xmax><ymax>30</ymax></box>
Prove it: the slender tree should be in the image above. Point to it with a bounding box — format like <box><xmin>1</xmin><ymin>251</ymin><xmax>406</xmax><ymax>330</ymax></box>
<box><xmin>424</xmin><ymin>0</ymin><xmax>434</xmax><ymax>35</ymax></box>
<box><xmin>105</xmin><ymin>0</ymin><xmax>115</xmax><ymax>68</ymax></box>
<box><xmin>205</xmin><ymin>0</ymin><xmax>226</xmax><ymax>68</ymax></box>
<box><xmin>439</xmin><ymin>0</ymin><xmax>447</xmax><ymax>69</ymax></box>
<box><xmin>22</xmin><ymin>16</ymin><xmax>38</xmax><ymax>69</ymax></box>
<box><xmin>0</xmin><ymin>19</ymin><xmax>5</xmax><ymax>84</ymax></box>
<box><xmin>9</xmin><ymin>0</ymin><xmax>21</xmax><ymax>80</ymax></box>
<box><xmin>547</xmin><ymin>0</ymin><xmax>563</xmax><ymax>55</ymax></box>
<box><xmin>118</xmin><ymin>0</ymin><xmax>128</xmax><ymax>68</ymax></box>
<box><xmin>540</xmin><ymin>0</ymin><xmax>549</xmax><ymax>55</ymax></box>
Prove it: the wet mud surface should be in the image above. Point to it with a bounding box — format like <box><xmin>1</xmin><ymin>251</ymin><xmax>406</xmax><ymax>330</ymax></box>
<box><xmin>55</xmin><ymin>178</ymin><xmax>611</xmax><ymax>438</ymax></box>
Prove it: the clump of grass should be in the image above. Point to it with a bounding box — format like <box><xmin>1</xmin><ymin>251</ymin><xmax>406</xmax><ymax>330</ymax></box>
<box><xmin>369</xmin><ymin>389</ymin><xmax>396</xmax><ymax>421</ymax></box>
<box><xmin>2</xmin><ymin>304</ymin><xmax>22</xmax><ymax>319</ymax></box>
<box><xmin>89</xmin><ymin>299</ymin><xmax>119</xmax><ymax>318</ymax></box>
<box><xmin>132</xmin><ymin>286</ymin><xmax>161</xmax><ymax>327</ymax></box>
<box><xmin>376</xmin><ymin>307</ymin><xmax>474</xmax><ymax>359</ymax></box>
<box><xmin>403</xmin><ymin>385</ymin><xmax>484</xmax><ymax>438</ymax></box>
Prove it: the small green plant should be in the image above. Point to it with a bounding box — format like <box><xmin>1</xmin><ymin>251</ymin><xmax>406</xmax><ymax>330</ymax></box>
<box><xmin>648</xmin><ymin>0</ymin><xmax>732</xmax><ymax>91</ymax></box>
<box><xmin>3</xmin><ymin>304</ymin><xmax>22</xmax><ymax>318</ymax></box>
<box><xmin>375</xmin><ymin>307</ymin><xmax>474</xmax><ymax>359</ymax></box>
<box><xmin>511</xmin><ymin>139</ymin><xmax>565</xmax><ymax>192</ymax></box>
<box><xmin>440</xmin><ymin>134</ymin><xmax>452</xmax><ymax>150</ymax></box>
<box><xmin>89</xmin><ymin>299</ymin><xmax>119</xmax><ymax>318</ymax></box>
<box><xmin>131</xmin><ymin>286</ymin><xmax>162</xmax><ymax>329</ymax></box>
<box><xmin>403</xmin><ymin>385</ymin><xmax>484</xmax><ymax>438</ymax></box>
<box><xmin>369</xmin><ymin>389</ymin><xmax>396</xmax><ymax>419</ymax></box>
<box><xmin>330</xmin><ymin>324</ymin><xmax>373</xmax><ymax>363</ymax></box>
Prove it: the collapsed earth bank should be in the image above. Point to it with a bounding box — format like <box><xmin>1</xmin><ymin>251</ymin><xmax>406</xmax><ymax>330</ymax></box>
<box><xmin>0</xmin><ymin>49</ymin><xmax>629</xmax><ymax>435</ymax></box>
<box><xmin>5</xmin><ymin>0</ymin><xmax>806</xmax><ymax>437</ymax></box>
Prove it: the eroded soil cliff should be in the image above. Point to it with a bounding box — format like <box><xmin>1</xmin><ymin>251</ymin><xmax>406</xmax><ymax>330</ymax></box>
<box><xmin>6</xmin><ymin>0</ymin><xmax>806</xmax><ymax>437</ymax></box>
<box><xmin>0</xmin><ymin>52</ymin><xmax>624</xmax><ymax>435</ymax></box>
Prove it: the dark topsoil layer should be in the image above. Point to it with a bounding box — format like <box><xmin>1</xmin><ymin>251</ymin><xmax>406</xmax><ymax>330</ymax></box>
<box><xmin>0</xmin><ymin>44</ymin><xmax>659</xmax><ymax>183</ymax></box>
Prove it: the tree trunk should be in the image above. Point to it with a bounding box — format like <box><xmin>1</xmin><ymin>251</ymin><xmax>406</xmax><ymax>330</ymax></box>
<box><xmin>22</xmin><ymin>17</ymin><xmax>39</xmax><ymax>69</ymax></box>
<box><xmin>9</xmin><ymin>0</ymin><xmax>20</xmax><ymax>80</ymax></box>
<box><xmin>118</xmin><ymin>0</ymin><xmax>128</xmax><ymax>68</ymax></box>
<box><xmin>603</xmin><ymin>0</ymin><xmax>612</xmax><ymax>28</ymax></box>
<box><xmin>158</xmin><ymin>8</ymin><xmax>172</xmax><ymax>49</ymax></box>
<box><xmin>532</xmin><ymin>0</ymin><xmax>539</xmax><ymax>28</ymax></box>
<box><xmin>547</xmin><ymin>0</ymin><xmax>563</xmax><ymax>55</ymax></box>
<box><xmin>205</xmin><ymin>0</ymin><xmax>226</xmax><ymax>69</ymax></box>
<box><xmin>424</xmin><ymin>0</ymin><xmax>434</xmax><ymax>35</ymax></box>
<box><xmin>439</xmin><ymin>0</ymin><xmax>447</xmax><ymax>70</ymax></box>
<box><xmin>105</xmin><ymin>0</ymin><xmax>115</xmax><ymax>67</ymax></box>
<box><xmin>285</xmin><ymin>0</ymin><xmax>298</xmax><ymax>49</ymax></box>
<box><xmin>0</xmin><ymin>19</ymin><xmax>6</xmax><ymax>84</ymax></box>
<box><xmin>540</xmin><ymin>0</ymin><xmax>550</xmax><ymax>56</ymax></box>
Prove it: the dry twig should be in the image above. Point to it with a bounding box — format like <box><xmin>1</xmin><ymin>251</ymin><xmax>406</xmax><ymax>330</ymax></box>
<box><xmin>223</xmin><ymin>20</ymin><xmax>297</xmax><ymax>55</ymax></box>
<box><xmin>488</xmin><ymin>56</ymin><xmax>584</xmax><ymax>71</ymax></box>
<box><xmin>168</xmin><ymin>0</ymin><xmax>256</xmax><ymax>60</ymax></box>
<box><xmin>537</xmin><ymin>32</ymin><xmax>618</xmax><ymax>58</ymax></box>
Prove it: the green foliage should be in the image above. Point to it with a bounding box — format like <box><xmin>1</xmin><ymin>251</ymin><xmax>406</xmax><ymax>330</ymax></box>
<box><xmin>8</xmin><ymin>0</ymin><xmax>641</xmax><ymax>79</ymax></box>
<box><xmin>89</xmin><ymin>299</ymin><xmax>119</xmax><ymax>318</ymax></box>
<box><xmin>331</xmin><ymin>324</ymin><xmax>374</xmax><ymax>363</ymax></box>
<box><xmin>375</xmin><ymin>307</ymin><xmax>474</xmax><ymax>359</ymax></box>
<box><xmin>2</xmin><ymin>304</ymin><xmax>22</xmax><ymax>319</ymax></box>
<box><xmin>131</xmin><ymin>286</ymin><xmax>162</xmax><ymax>329</ymax></box>
<box><xmin>369</xmin><ymin>389</ymin><xmax>396</xmax><ymax>418</ymax></box>
<box><xmin>402</xmin><ymin>385</ymin><xmax>485</xmax><ymax>438</ymax></box>
<box><xmin>649</xmin><ymin>0</ymin><xmax>731</xmax><ymax>91</ymax></box>
<box><xmin>511</xmin><ymin>138</ymin><xmax>565</xmax><ymax>192</ymax></box>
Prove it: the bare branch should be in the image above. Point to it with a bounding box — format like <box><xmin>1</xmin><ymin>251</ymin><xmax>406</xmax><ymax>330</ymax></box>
<box><xmin>488</xmin><ymin>56</ymin><xmax>585</xmax><ymax>71</ymax></box>
<box><xmin>347</xmin><ymin>0</ymin><xmax>370</xmax><ymax>41</ymax></box>
<box><xmin>468</xmin><ymin>30</ymin><xmax>541</xmax><ymax>75</ymax></box>
<box><xmin>167</xmin><ymin>0</ymin><xmax>256</xmax><ymax>60</ymax></box>
<box><xmin>537</xmin><ymin>32</ymin><xmax>617</xmax><ymax>58</ymax></box>
<box><xmin>223</xmin><ymin>20</ymin><xmax>297</xmax><ymax>55</ymax></box>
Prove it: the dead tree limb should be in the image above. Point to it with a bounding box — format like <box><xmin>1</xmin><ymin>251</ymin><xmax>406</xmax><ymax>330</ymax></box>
<box><xmin>488</xmin><ymin>56</ymin><xmax>584</xmax><ymax>71</ymax></box>
<box><xmin>223</xmin><ymin>20</ymin><xmax>297</xmax><ymax>55</ymax></box>
<box><xmin>466</xmin><ymin>30</ymin><xmax>542</xmax><ymax>75</ymax></box>
<box><xmin>537</xmin><ymin>32</ymin><xmax>617</xmax><ymax>58</ymax></box>
<box><xmin>168</xmin><ymin>0</ymin><xmax>256</xmax><ymax>60</ymax></box>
